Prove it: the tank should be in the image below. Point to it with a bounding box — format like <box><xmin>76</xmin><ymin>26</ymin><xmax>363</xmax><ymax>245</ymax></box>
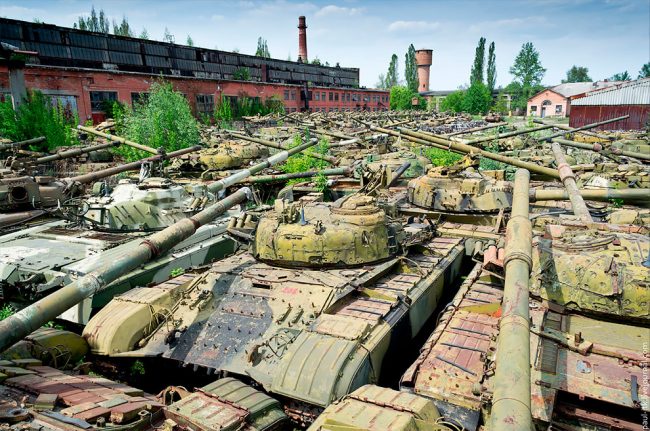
<box><xmin>83</xmin><ymin>192</ymin><xmax>466</xmax><ymax>425</ymax></box>
<box><xmin>400</xmin><ymin>169</ymin><xmax>650</xmax><ymax>430</ymax></box>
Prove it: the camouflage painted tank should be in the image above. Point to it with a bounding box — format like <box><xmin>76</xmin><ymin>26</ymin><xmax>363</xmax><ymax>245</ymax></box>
<box><xmin>84</xmin><ymin>193</ymin><xmax>466</xmax><ymax>424</ymax></box>
<box><xmin>170</xmin><ymin>140</ymin><xmax>269</xmax><ymax>177</ymax></box>
<box><xmin>577</xmin><ymin>162</ymin><xmax>650</xmax><ymax>189</ymax></box>
<box><xmin>407</xmin><ymin>159</ymin><xmax>512</xmax><ymax>213</ymax></box>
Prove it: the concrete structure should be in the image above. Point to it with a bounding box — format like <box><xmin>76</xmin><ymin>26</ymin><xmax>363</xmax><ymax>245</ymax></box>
<box><xmin>0</xmin><ymin>17</ymin><xmax>388</xmax><ymax>122</ymax></box>
<box><xmin>415</xmin><ymin>49</ymin><xmax>433</xmax><ymax>92</ymax></box>
<box><xmin>527</xmin><ymin>81</ymin><xmax>621</xmax><ymax>118</ymax></box>
<box><xmin>298</xmin><ymin>16</ymin><xmax>308</xmax><ymax>63</ymax></box>
<box><xmin>570</xmin><ymin>78</ymin><xmax>650</xmax><ymax>130</ymax></box>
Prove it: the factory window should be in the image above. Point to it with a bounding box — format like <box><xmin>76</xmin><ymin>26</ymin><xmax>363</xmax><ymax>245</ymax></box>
<box><xmin>329</xmin><ymin>92</ymin><xmax>333</xmax><ymax>101</ymax></box>
<box><xmin>329</xmin><ymin>107</ymin><xmax>333</xmax><ymax>112</ymax></box>
<box><xmin>352</xmin><ymin>94</ymin><xmax>359</xmax><ymax>102</ymax></box>
<box><xmin>90</xmin><ymin>91</ymin><xmax>118</xmax><ymax>112</ymax></box>
<box><xmin>334</xmin><ymin>93</ymin><xmax>339</xmax><ymax>101</ymax></box>
<box><xmin>314</xmin><ymin>92</ymin><xmax>320</xmax><ymax>101</ymax></box>
<box><xmin>131</xmin><ymin>92</ymin><xmax>149</xmax><ymax>105</ymax></box>
<box><xmin>284</xmin><ymin>90</ymin><xmax>290</xmax><ymax>100</ymax></box>
<box><xmin>346</xmin><ymin>93</ymin><xmax>350</xmax><ymax>102</ymax></box>
<box><xmin>196</xmin><ymin>94</ymin><xmax>215</xmax><ymax>117</ymax></box>
<box><xmin>321</xmin><ymin>92</ymin><xmax>326</xmax><ymax>101</ymax></box>
<box><xmin>555</xmin><ymin>105</ymin><xmax>562</xmax><ymax>114</ymax></box>
<box><xmin>290</xmin><ymin>91</ymin><xmax>296</xmax><ymax>101</ymax></box>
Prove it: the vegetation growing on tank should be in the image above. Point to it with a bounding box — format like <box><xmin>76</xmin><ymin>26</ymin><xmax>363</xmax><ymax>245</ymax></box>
<box><xmin>0</xmin><ymin>304</ymin><xmax>14</xmax><ymax>321</ymax></box>
<box><xmin>424</xmin><ymin>146</ymin><xmax>462</xmax><ymax>167</ymax></box>
<box><xmin>281</xmin><ymin>134</ymin><xmax>330</xmax><ymax>178</ymax></box>
<box><xmin>0</xmin><ymin>90</ymin><xmax>79</xmax><ymax>152</ymax></box>
<box><xmin>115</xmin><ymin>81</ymin><xmax>200</xmax><ymax>162</ymax></box>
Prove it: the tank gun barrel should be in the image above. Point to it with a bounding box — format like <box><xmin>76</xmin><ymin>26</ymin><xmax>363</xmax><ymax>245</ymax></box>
<box><xmin>535</xmin><ymin>115</ymin><xmax>629</xmax><ymax>141</ymax></box>
<box><xmin>0</xmin><ymin>186</ymin><xmax>252</xmax><ymax>352</ymax></box>
<box><xmin>463</xmin><ymin>124</ymin><xmax>553</xmax><ymax>145</ymax></box>
<box><xmin>387</xmin><ymin>161</ymin><xmax>411</xmax><ymax>188</ymax></box>
<box><xmin>77</xmin><ymin>126</ymin><xmax>159</xmax><ymax>154</ymax></box>
<box><xmin>531</xmin><ymin>187</ymin><xmax>650</xmax><ymax>203</ymax></box>
<box><xmin>371</xmin><ymin>125</ymin><xmax>561</xmax><ymax>179</ymax></box>
<box><xmin>489</xmin><ymin>169</ymin><xmax>533</xmax><ymax>431</ymax></box>
<box><xmin>445</xmin><ymin>122</ymin><xmax>508</xmax><ymax>137</ymax></box>
<box><xmin>228</xmin><ymin>132</ymin><xmax>338</xmax><ymax>165</ymax></box>
<box><xmin>207</xmin><ymin>139</ymin><xmax>318</xmax><ymax>194</ymax></box>
<box><xmin>246</xmin><ymin>166</ymin><xmax>351</xmax><ymax>184</ymax></box>
<box><xmin>552</xmin><ymin>142</ymin><xmax>593</xmax><ymax>223</ymax></box>
<box><xmin>68</xmin><ymin>145</ymin><xmax>202</xmax><ymax>184</ymax></box>
<box><xmin>552</xmin><ymin>137</ymin><xmax>650</xmax><ymax>161</ymax></box>
<box><xmin>33</xmin><ymin>141</ymin><xmax>119</xmax><ymax>165</ymax></box>
<box><xmin>0</xmin><ymin>136</ymin><xmax>45</xmax><ymax>151</ymax></box>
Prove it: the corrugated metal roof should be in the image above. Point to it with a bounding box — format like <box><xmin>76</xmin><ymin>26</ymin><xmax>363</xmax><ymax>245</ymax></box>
<box><xmin>572</xmin><ymin>78</ymin><xmax>650</xmax><ymax>106</ymax></box>
<box><xmin>552</xmin><ymin>81</ymin><xmax>622</xmax><ymax>97</ymax></box>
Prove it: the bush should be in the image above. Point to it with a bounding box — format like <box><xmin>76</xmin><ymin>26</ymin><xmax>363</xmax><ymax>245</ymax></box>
<box><xmin>440</xmin><ymin>90</ymin><xmax>466</xmax><ymax>113</ymax></box>
<box><xmin>424</xmin><ymin>147</ymin><xmax>462</xmax><ymax>167</ymax></box>
<box><xmin>390</xmin><ymin>86</ymin><xmax>426</xmax><ymax>111</ymax></box>
<box><xmin>462</xmin><ymin>82</ymin><xmax>492</xmax><ymax>114</ymax></box>
<box><xmin>214</xmin><ymin>96</ymin><xmax>233</xmax><ymax>128</ymax></box>
<box><xmin>281</xmin><ymin>134</ymin><xmax>330</xmax><ymax>177</ymax></box>
<box><xmin>119</xmin><ymin>81</ymin><xmax>199</xmax><ymax>161</ymax></box>
<box><xmin>0</xmin><ymin>91</ymin><xmax>79</xmax><ymax>152</ymax></box>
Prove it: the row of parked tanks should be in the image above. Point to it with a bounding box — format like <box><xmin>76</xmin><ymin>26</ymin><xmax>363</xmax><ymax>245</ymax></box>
<box><xmin>0</xmin><ymin>110</ymin><xmax>648</xmax><ymax>431</ymax></box>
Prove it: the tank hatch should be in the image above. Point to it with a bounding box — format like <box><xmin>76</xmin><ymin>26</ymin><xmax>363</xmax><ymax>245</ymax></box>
<box><xmin>252</xmin><ymin>194</ymin><xmax>402</xmax><ymax>268</ymax></box>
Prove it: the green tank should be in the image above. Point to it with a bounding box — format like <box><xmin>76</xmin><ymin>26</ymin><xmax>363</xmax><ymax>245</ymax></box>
<box><xmin>170</xmin><ymin>139</ymin><xmax>269</xmax><ymax>177</ymax></box>
<box><xmin>83</xmin><ymin>192</ymin><xmax>466</xmax><ymax>426</ymax></box>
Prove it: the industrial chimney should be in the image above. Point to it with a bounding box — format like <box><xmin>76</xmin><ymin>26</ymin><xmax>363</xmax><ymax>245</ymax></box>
<box><xmin>415</xmin><ymin>49</ymin><xmax>433</xmax><ymax>92</ymax></box>
<box><xmin>298</xmin><ymin>16</ymin><xmax>308</xmax><ymax>63</ymax></box>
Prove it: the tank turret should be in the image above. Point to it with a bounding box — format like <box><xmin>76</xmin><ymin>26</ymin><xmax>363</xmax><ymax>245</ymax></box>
<box><xmin>253</xmin><ymin>194</ymin><xmax>402</xmax><ymax>267</ymax></box>
<box><xmin>170</xmin><ymin>139</ymin><xmax>270</xmax><ymax>176</ymax></box>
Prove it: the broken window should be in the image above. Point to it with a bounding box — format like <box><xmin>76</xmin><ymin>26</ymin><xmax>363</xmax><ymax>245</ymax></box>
<box><xmin>196</xmin><ymin>94</ymin><xmax>215</xmax><ymax>117</ymax></box>
<box><xmin>346</xmin><ymin>93</ymin><xmax>351</xmax><ymax>102</ymax></box>
<box><xmin>90</xmin><ymin>91</ymin><xmax>118</xmax><ymax>113</ymax></box>
<box><xmin>131</xmin><ymin>92</ymin><xmax>149</xmax><ymax>105</ymax></box>
<box><xmin>555</xmin><ymin>105</ymin><xmax>562</xmax><ymax>114</ymax></box>
<box><xmin>329</xmin><ymin>92</ymin><xmax>333</xmax><ymax>101</ymax></box>
<box><xmin>290</xmin><ymin>91</ymin><xmax>296</xmax><ymax>101</ymax></box>
<box><xmin>314</xmin><ymin>92</ymin><xmax>320</xmax><ymax>101</ymax></box>
<box><xmin>531</xmin><ymin>106</ymin><xmax>537</xmax><ymax>112</ymax></box>
<box><xmin>284</xmin><ymin>90</ymin><xmax>290</xmax><ymax>100</ymax></box>
<box><xmin>334</xmin><ymin>93</ymin><xmax>339</xmax><ymax>101</ymax></box>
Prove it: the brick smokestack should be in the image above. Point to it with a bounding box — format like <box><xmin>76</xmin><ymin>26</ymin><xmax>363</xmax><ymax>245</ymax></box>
<box><xmin>298</xmin><ymin>16</ymin><xmax>308</xmax><ymax>63</ymax></box>
<box><xmin>415</xmin><ymin>49</ymin><xmax>433</xmax><ymax>92</ymax></box>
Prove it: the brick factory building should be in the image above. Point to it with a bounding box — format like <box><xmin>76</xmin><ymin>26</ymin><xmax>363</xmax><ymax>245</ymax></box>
<box><xmin>0</xmin><ymin>17</ymin><xmax>389</xmax><ymax>123</ymax></box>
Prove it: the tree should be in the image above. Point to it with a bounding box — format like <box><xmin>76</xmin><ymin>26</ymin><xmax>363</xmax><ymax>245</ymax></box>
<box><xmin>510</xmin><ymin>42</ymin><xmax>546</xmax><ymax>88</ymax></box>
<box><xmin>75</xmin><ymin>6</ymin><xmax>109</xmax><ymax>33</ymax></box>
<box><xmin>639</xmin><ymin>63</ymin><xmax>650</xmax><ymax>78</ymax></box>
<box><xmin>385</xmin><ymin>54</ymin><xmax>399</xmax><ymax>88</ymax></box>
<box><xmin>255</xmin><ymin>37</ymin><xmax>271</xmax><ymax>58</ymax></box>
<box><xmin>311</xmin><ymin>57</ymin><xmax>321</xmax><ymax>66</ymax></box>
<box><xmin>186</xmin><ymin>35</ymin><xmax>194</xmax><ymax>46</ymax></box>
<box><xmin>440</xmin><ymin>90</ymin><xmax>465</xmax><ymax>113</ymax></box>
<box><xmin>163</xmin><ymin>27</ymin><xmax>174</xmax><ymax>43</ymax></box>
<box><xmin>486</xmin><ymin>42</ymin><xmax>496</xmax><ymax>92</ymax></box>
<box><xmin>509</xmin><ymin>42</ymin><xmax>546</xmax><ymax>112</ymax></box>
<box><xmin>463</xmin><ymin>82</ymin><xmax>492</xmax><ymax>114</ymax></box>
<box><xmin>470</xmin><ymin>37</ymin><xmax>486</xmax><ymax>85</ymax></box>
<box><xmin>98</xmin><ymin>9</ymin><xmax>109</xmax><ymax>33</ymax></box>
<box><xmin>610</xmin><ymin>71</ymin><xmax>631</xmax><ymax>81</ymax></box>
<box><xmin>404</xmin><ymin>44</ymin><xmax>419</xmax><ymax>93</ymax></box>
<box><xmin>113</xmin><ymin>17</ymin><xmax>134</xmax><ymax>37</ymax></box>
<box><xmin>390</xmin><ymin>86</ymin><xmax>425</xmax><ymax>110</ymax></box>
<box><xmin>376</xmin><ymin>73</ymin><xmax>388</xmax><ymax>89</ymax></box>
<box><xmin>233</xmin><ymin>67</ymin><xmax>250</xmax><ymax>81</ymax></box>
<box><xmin>139</xmin><ymin>28</ymin><xmax>149</xmax><ymax>39</ymax></box>
<box><xmin>562</xmin><ymin>66</ymin><xmax>591</xmax><ymax>83</ymax></box>
<box><xmin>287</xmin><ymin>53</ymin><xmax>292</xmax><ymax>61</ymax></box>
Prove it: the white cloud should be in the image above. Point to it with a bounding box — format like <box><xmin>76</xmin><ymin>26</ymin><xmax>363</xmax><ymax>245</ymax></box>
<box><xmin>388</xmin><ymin>20</ymin><xmax>440</xmax><ymax>33</ymax></box>
<box><xmin>315</xmin><ymin>5</ymin><xmax>364</xmax><ymax>17</ymax></box>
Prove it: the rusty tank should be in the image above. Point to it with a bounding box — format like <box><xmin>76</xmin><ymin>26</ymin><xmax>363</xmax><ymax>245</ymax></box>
<box><xmin>83</xmin><ymin>191</ymin><xmax>467</xmax><ymax>425</ymax></box>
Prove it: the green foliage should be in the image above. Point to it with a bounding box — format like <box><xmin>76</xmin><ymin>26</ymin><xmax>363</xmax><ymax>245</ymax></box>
<box><xmin>480</xmin><ymin>142</ymin><xmax>507</xmax><ymax>171</ymax></box>
<box><xmin>424</xmin><ymin>147</ymin><xmax>462</xmax><ymax>167</ymax></box>
<box><xmin>186</xmin><ymin>35</ymin><xmax>194</xmax><ymax>46</ymax></box>
<box><xmin>487</xmin><ymin>42</ymin><xmax>496</xmax><ymax>92</ymax></box>
<box><xmin>74</xmin><ymin>6</ymin><xmax>110</xmax><ymax>33</ymax></box>
<box><xmin>609</xmin><ymin>198</ymin><xmax>623</xmax><ymax>208</ymax></box>
<box><xmin>119</xmin><ymin>81</ymin><xmax>199</xmax><ymax>161</ymax></box>
<box><xmin>314</xmin><ymin>173</ymin><xmax>328</xmax><ymax>192</ymax></box>
<box><xmin>214</xmin><ymin>96</ymin><xmax>233</xmax><ymax>128</ymax></box>
<box><xmin>255</xmin><ymin>37</ymin><xmax>271</xmax><ymax>58</ymax></box>
<box><xmin>470</xmin><ymin>37</ymin><xmax>486</xmax><ymax>85</ymax></box>
<box><xmin>639</xmin><ymin>63</ymin><xmax>650</xmax><ymax>78</ymax></box>
<box><xmin>139</xmin><ymin>28</ymin><xmax>149</xmax><ymax>39</ymax></box>
<box><xmin>281</xmin><ymin>135</ymin><xmax>329</xmax><ymax>175</ymax></box>
<box><xmin>233</xmin><ymin>67</ymin><xmax>251</xmax><ymax>81</ymax></box>
<box><xmin>163</xmin><ymin>27</ymin><xmax>174</xmax><ymax>43</ymax></box>
<box><xmin>440</xmin><ymin>90</ymin><xmax>466</xmax><ymax>113</ymax></box>
<box><xmin>562</xmin><ymin>65</ymin><xmax>591</xmax><ymax>83</ymax></box>
<box><xmin>376</xmin><ymin>73</ymin><xmax>388</xmax><ymax>89</ymax></box>
<box><xmin>130</xmin><ymin>360</ymin><xmax>145</xmax><ymax>376</ymax></box>
<box><xmin>404</xmin><ymin>44</ymin><xmax>419</xmax><ymax>93</ymax></box>
<box><xmin>492</xmin><ymin>90</ymin><xmax>509</xmax><ymax>114</ymax></box>
<box><xmin>389</xmin><ymin>86</ymin><xmax>426</xmax><ymax>111</ymax></box>
<box><xmin>112</xmin><ymin>16</ymin><xmax>134</xmax><ymax>37</ymax></box>
<box><xmin>509</xmin><ymin>42</ymin><xmax>546</xmax><ymax>88</ymax></box>
<box><xmin>610</xmin><ymin>71</ymin><xmax>631</xmax><ymax>81</ymax></box>
<box><xmin>0</xmin><ymin>91</ymin><xmax>79</xmax><ymax>152</ymax></box>
<box><xmin>505</xmin><ymin>81</ymin><xmax>544</xmax><ymax>112</ymax></box>
<box><xmin>463</xmin><ymin>82</ymin><xmax>492</xmax><ymax>114</ymax></box>
<box><xmin>0</xmin><ymin>304</ymin><xmax>14</xmax><ymax>320</ymax></box>
<box><xmin>170</xmin><ymin>267</ymin><xmax>185</xmax><ymax>277</ymax></box>
<box><xmin>311</xmin><ymin>57</ymin><xmax>321</xmax><ymax>66</ymax></box>
<box><xmin>386</xmin><ymin>54</ymin><xmax>399</xmax><ymax>88</ymax></box>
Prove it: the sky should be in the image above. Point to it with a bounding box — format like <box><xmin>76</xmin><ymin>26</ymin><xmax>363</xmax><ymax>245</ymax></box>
<box><xmin>1</xmin><ymin>0</ymin><xmax>648</xmax><ymax>89</ymax></box>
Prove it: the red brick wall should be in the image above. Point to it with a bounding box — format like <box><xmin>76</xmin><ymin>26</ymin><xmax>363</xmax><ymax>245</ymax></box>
<box><xmin>0</xmin><ymin>66</ymin><xmax>389</xmax><ymax>123</ymax></box>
